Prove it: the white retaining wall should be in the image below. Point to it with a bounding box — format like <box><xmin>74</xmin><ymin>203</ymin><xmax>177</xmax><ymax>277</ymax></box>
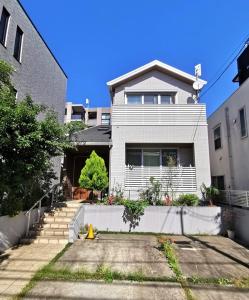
<box><xmin>0</xmin><ymin>208</ymin><xmax>45</xmax><ymax>252</ymax></box>
<box><xmin>69</xmin><ymin>205</ymin><xmax>222</xmax><ymax>242</ymax></box>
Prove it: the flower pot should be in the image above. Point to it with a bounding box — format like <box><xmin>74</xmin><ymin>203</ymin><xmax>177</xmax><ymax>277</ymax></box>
<box><xmin>227</xmin><ymin>229</ymin><xmax>235</xmax><ymax>240</ymax></box>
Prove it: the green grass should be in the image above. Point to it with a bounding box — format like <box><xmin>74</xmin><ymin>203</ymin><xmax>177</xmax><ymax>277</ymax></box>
<box><xmin>162</xmin><ymin>239</ymin><xmax>196</xmax><ymax>300</ymax></box>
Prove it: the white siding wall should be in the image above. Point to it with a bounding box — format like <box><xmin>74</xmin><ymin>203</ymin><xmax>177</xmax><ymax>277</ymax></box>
<box><xmin>110</xmin><ymin>69</ymin><xmax>210</xmax><ymax>198</ymax></box>
<box><xmin>208</xmin><ymin>78</ymin><xmax>249</xmax><ymax>190</ymax></box>
<box><xmin>113</xmin><ymin>70</ymin><xmax>194</xmax><ymax>105</ymax></box>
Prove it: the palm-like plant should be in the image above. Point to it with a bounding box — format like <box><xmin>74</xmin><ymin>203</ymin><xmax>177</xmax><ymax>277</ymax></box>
<box><xmin>200</xmin><ymin>183</ymin><xmax>219</xmax><ymax>206</ymax></box>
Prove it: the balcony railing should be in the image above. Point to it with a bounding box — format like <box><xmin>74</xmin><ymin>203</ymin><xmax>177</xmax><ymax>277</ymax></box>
<box><xmin>125</xmin><ymin>166</ymin><xmax>197</xmax><ymax>192</ymax></box>
<box><xmin>112</xmin><ymin>104</ymin><xmax>207</xmax><ymax>126</ymax></box>
<box><xmin>71</xmin><ymin>114</ymin><xmax>84</xmax><ymax>120</ymax></box>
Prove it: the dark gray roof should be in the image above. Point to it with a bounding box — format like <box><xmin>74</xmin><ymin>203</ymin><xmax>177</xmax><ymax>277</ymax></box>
<box><xmin>70</xmin><ymin>126</ymin><xmax>111</xmax><ymax>143</ymax></box>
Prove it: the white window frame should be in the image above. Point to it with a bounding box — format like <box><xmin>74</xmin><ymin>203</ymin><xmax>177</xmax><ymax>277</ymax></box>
<box><xmin>213</xmin><ymin>124</ymin><xmax>222</xmax><ymax>150</ymax></box>
<box><xmin>125</xmin><ymin>92</ymin><xmax>176</xmax><ymax>105</ymax></box>
<box><xmin>0</xmin><ymin>7</ymin><xmax>11</xmax><ymax>47</ymax></box>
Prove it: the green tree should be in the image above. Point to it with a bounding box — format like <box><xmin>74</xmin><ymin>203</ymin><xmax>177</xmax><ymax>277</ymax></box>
<box><xmin>0</xmin><ymin>60</ymin><xmax>71</xmax><ymax>216</ymax></box>
<box><xmin>65</xmin><ymin>121</ymin><xmax>87</xmax><ymax>137</ymax></box>
<box><xmin>79</xmin><ymin>151</ymin><xmax>108</xmax><ymax>195</ymax></box>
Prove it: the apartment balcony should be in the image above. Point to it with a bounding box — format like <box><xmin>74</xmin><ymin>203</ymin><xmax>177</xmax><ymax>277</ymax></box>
<box><xmin>125</xmin><ymin>166</ymin><xmax>197</xmax><ymax>193</ymax></box>
<box><xmin>71</xmin><ymin>114</ymin><xmax>84</xmax><ymax>121</ymax></box>
<box><xmin>112</xmin><ymin>104</ymin><xmax>207</xmax><ymax>126</ymax></box>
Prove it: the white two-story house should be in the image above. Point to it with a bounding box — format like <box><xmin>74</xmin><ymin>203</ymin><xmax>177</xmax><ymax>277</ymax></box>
<box><xmin>107</xmin><ymin>60</ymin><xmax>210</xmax><ymax>199</ymax></box>
<box><xmin>65</xmin><ymin>60</ymin><xmax>211</xmax><ymax>200</ymax></box>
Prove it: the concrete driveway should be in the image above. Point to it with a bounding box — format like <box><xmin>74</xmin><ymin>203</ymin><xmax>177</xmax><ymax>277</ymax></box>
<box><xmin>24</xmin><ymin>234</ymin><xmax>249</xmax><ymax>300</ymax></box>
<box><xmin>54</xmin><ymin>234</ymin><xmax>174</xmax><ymax>277</ymax></box>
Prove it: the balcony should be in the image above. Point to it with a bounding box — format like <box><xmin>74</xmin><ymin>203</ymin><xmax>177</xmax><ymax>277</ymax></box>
<box><xmin>71</xmin><ymin>114</ymin><xmax>84</xmax><ymax>121</ymax></box>
<box><xmin>112</xmin><ymin>104</ymin><xmax>207</xmax><ymax>126</ymax></box>
<box><xmin>125</xmin><ymin>166</ymin><xmax>197</xmax><ymax>192</ymax></box>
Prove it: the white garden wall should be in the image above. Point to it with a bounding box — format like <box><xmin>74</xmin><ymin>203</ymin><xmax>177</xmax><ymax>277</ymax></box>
<box><xmin>0</xmin><ymin>208</ymin><xmax>45</xmax><ymax>252</ymax></box>
<box><xmin>69</xmin><ymin>205</ymin><xmax>222</xmax><ymax>242</ymax></box>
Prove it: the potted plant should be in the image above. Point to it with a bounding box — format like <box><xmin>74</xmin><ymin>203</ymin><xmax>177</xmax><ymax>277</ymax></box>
<box><xmin>200</xmin><ymin>183</ymin><xmax>219</xmax><ymax>206</ymax></box>
<box><xmin>78</xmin><ymin>224</ymin><xmax>88</xmax><ymax>240</ymax></box>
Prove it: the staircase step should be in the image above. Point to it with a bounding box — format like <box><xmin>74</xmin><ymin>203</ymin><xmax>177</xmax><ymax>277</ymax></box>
<box><xmin>44</xmin><ymin>211</ymin><xmax>75</xmax><ymax>218</ymax></box>
<box><xmin>64</xmin><ymin>202</ymin><xmax>82</xmax><ymax>208</ymax></box>
<box><xmin>44</xmin><ymin>217</ymin><xmax>72</xmax><ymax>223</ymax></box>
<box><xmin>28</xmin><ymin>229</ymin><xmax>69</xmax><ymax>237</ymax></box>
<box><xmin>41</xmin><ymin>223</ymin><xmax>70</xmax><ymax>229</ymax></box>
<box><xmin>21</xmin><ymin>236</ymin><xmax>68</xmax><ymax>245</ymax></box>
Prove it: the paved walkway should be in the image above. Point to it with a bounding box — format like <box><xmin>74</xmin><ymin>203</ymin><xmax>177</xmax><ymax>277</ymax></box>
<box><xmin>0</xmin><ymin>243</ymin><xmax>64</xmax><ymax>299</ymax></box>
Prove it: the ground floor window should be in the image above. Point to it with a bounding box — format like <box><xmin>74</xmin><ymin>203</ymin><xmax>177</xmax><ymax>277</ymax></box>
<box><xmin>211</xmin><ymin>176</ymin><xmax>225</xmax><ymax>190</ymax></box>
<box><xmin>126</xmin><ymin>148</ymin><xmax>178</xmax><ymax>167</ymax></box>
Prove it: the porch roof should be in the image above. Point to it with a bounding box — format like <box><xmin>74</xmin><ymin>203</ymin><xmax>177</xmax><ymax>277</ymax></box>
<box><xmin>70</xmin><ymin>125</ymin><xmax>112</xmax><ymax>146</ymax></box>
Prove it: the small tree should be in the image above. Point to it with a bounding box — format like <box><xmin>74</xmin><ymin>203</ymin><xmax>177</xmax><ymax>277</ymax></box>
<box><xmin>79</xmin><ymin>151</ymin><xmax>108</xmax><ymax>198</ymax></box>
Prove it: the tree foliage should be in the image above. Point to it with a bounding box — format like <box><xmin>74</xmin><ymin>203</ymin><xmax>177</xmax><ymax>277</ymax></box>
<box><xmin>79</xmin><ymin>150</ymin><xmax>108</xmax><ymax>192</ymax></box>
<box><xmin>65</xmin><ymin>121</ymin><xmax>87</xmax><ymax>136</ymax></box>
<box><xmin>0</xmin><ymin>60</ymin><xmax>71</xmax><ymax>216</ymax></box>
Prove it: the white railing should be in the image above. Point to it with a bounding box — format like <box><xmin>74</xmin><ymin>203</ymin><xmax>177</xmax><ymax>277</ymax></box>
<box><xmin>125</xmin><ymin>166</ymin><xmax>197</xmax><ymax>192</ymax></box>
<box><xmin>25</xmin><ymin>183</ymin><xmax>61</xmax><ymax>236</ymax></box>
<box><xmin>112</xmin><ymin>104</ymin><xmax>207</xmax><ymax>126</ymax></box>
<box><xmin>218</xmin><ymin>190</ymin><xmax>249</xmax><ymax>208</ymax></box>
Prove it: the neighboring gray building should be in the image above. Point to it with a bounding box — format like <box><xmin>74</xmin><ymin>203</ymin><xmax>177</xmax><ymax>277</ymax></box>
<box><xmin>208</xmin><ymin>46</ymin><xmax>249</xmax><ymax>190</ymax></box>
<box><xmin>0</xmin><ymin>0</ymin><xmax>67</xmax><ymax>123</ymax></box>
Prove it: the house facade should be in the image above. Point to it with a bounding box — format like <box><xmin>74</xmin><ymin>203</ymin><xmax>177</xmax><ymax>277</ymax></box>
<box><xmin>108</xmin><ymin>60</ymin><xmax>210</xmax><ymax>199</ymax></box>
<box><xmin>208</xmin><ymin>46</ymin><xmax>249</xmax><ymax>190</ymax></box>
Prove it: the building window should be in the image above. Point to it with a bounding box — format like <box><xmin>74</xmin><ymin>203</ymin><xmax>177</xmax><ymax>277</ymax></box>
<box><xmin>162</xmin><ymin>149</ymin><xmax>177</xmax><ymax>166</ymax></box>
<box><xmin>101</xmin><ymin>113</ymin><xmax>110</xmax><ymax>125</ymax></box>
<box><xmin>214</xmin><ymin>125</ymin><xmax>221</xmax><ymax>150</ymax></box>
<box><xmin>126</xmin><ymin>148</ymin><xmax>178</xmax><ymax>167</ymax></box>
<box><xmin>211</xmin><ymin>176</ymin><xmax>225</xmax><ymax>190</ymax></box>
<box><xmin>126</xmin><ymin>93</ymin><xmax>175</xmax><ymax>105</ymax></box>
<box><xmin>126</xmin><ymin>149</ymin><xmax>142</xmax><ymax>166</ymax></box>
<box><xmin>239</xmin><ymin>107</ymin><xmax>247</xmax><ymax>138</ymax></box>
<box><xmin>127</xmin><ymin>94</ymin><xmax>142</xmax><ymax>105</ymax></box>
<box><xmin>0</xmin><ymin>7</ymin><xmax>10</xmax><ymax>46</ymax></box>
<box><xmin>13</xmin><ymin>26</ymin><xmax>23</xmax><ymax>62</ymax></box>
<box><xmin>143</xmin><ymin>150</ymin><xmax>160</xmax><ymax>166</ymax></box>
<box><xmin>161</xmin><ymin>95</ymin><xmax>175</xmax><ymax>104</ymax></box>
<box><xmin>88</xmin><ymin>111</ymin><xmax>97</xmax><ymax>119</ymax></box>
<box><xmin>144</xmin><ymin>94</ymin><xmax>158</xmax><ymax>104</ymax></box>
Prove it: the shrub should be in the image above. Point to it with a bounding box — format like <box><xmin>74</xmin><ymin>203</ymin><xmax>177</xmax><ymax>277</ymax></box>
<box><xmin>139</xmin><ymin>177</ymin><xmax>162</xmax><ymax>205</ymax></box>
<box><xmin>175</xmin><ymin>194</ymin><xmax>200</xmax><ymax>206</ymax></box>
<box><xmin>79</xmin><ymin>151</ymin><xmax>108</xmax><ymax>196</ymax></box>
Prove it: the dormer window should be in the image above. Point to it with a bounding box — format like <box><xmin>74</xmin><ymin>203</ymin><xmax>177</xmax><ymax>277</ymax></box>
<box><xmin>126</xmin><ymin>93</ymin><xmax>175</xmax><ymax>105</ymax></box>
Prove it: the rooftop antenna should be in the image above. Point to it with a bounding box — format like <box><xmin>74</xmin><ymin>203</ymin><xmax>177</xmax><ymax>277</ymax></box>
<box><xmin>86</xmin><ymin>98</ymin><xmax>90</xmax><ymax>109</ymax></box>
<box><xmin>193</xmin><ymin>64</ymin><xmax>204</xmax><ymax>103</ymax></box>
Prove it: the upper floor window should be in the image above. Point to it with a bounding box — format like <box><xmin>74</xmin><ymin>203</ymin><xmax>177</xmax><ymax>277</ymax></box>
<box><xmin>126</xmin><ymin>93</ymin><xmax>175</xmax><ymax>105</ymax></box>
<box><xmin>239</xmin><ymin>107</ymin><xmax>247</xmax><ymax>138</ymax></box>
<box><xmin>101</xmin><ymin>113</ymin><xmax>111</xmax><ymax>125</ymax></box>
<box><xmin>214</xmin><ymin>124</ymin><xmax>221</xmax><ymax>150</ymax></box>
<box><xmin>127</xmin><ymin>94</ymin><xmax>142</xmax><ymax>105</ymax></box>
<box><xmin>0</xmin><ymin>7</ymin><xmax>10</xmax><ymax>46</ymax></box>
<box><xmin>13</xmin><ymin>26</ymin><xmax>23</xmax><ymax>62</ymax></box>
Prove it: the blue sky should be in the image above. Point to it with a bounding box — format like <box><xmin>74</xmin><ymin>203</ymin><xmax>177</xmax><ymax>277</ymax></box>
<box><xmin>21</xmin><ymin>0</ymin><xmax>249</xmax><ymax>116</ymax></box>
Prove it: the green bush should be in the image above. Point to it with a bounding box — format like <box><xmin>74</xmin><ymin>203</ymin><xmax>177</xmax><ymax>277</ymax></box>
<box><xmin>79</xmin><ymin>150</ymin><xmax>108</xmax><ymax>193</ymax></box>
<box><xmin>175</xmin><ymin>194</ymin><xmax>200</xmax><ymax>206</ymax></box>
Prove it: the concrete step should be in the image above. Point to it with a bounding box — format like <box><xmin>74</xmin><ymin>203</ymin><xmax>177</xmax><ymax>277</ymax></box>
<box><xmin>28</xmin><ymin>229</ymin><xmax>69</xmax><ymax>237</ymax></box>
<box><xmin>21</xmin><ymin>236</ymin><xmax>68</xmax><ymax>245</ymax></box>
<box><xmin>41</xmin><ymin>223</ymin><xmax>70</xmax><ymax>229</ymax></box>
<box><xmin>44</xmin><ymin>211</ymin><xmax>75</xmax><ymax>218</ymax></box>
<box><xmin>64</xmin><ymin>202</ymin><xmax>82</xmax><ymax>208</ymax></box>
<box><xmin>43</xmin><ymin>217</ymin><xmax>72</xmax><ymax>223</ymax></box>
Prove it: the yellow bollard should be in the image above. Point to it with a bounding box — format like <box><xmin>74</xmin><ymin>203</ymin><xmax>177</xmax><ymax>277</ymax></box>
<box><xmin>86</xmin><ymin>224</ymin><xmax>95</xmax><ymax>239</ymax></box>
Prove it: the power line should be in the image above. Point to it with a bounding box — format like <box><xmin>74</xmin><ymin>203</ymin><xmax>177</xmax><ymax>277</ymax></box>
<box><xmin>200</xmin><ymin>35</ymin><xmax>249</xmax><ymax>98</ymax></box>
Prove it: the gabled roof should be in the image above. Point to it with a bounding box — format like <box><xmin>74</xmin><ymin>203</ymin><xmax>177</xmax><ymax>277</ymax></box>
<box><xmin>107</xmin><ymin>60</ymin><xmax>207</xmax><ymax>91</ymax></box>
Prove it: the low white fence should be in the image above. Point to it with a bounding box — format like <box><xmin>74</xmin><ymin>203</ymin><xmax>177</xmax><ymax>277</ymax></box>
<box><xmin>218</xmin><ymin>190</ymin><xmax>249</xmax><ymax>208</ymax></box>
<box><xmin>68</xmin><ymin>205</ymin><xmax>222</xmax><ymax>242</ymax></box>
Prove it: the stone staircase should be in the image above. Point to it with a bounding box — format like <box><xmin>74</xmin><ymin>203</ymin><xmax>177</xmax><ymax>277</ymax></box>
<box><xmin>21</xmin><ymin>201</ymin><xmax>82</xmax><ymax>245</ymax></box>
